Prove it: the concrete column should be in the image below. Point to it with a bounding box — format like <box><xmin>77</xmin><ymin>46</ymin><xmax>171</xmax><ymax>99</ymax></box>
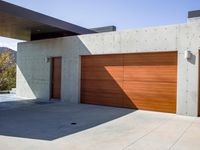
<box><xmin>176</xmin><ymin>22</ymin><xmax>200</xmax><ymax>116</ymax></box>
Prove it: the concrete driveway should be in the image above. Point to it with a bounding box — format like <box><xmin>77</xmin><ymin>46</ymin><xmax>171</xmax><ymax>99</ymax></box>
<box><xmin>0</xmin><ymin>97</ymin><xmax>199</xmax><ymax>150</ymax></box>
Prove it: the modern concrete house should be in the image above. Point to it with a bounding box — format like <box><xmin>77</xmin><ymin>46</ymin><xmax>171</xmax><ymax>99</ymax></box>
<box><xmin>1</xmin><ymin>1</ymin><xmax>200</xmax><ymax>117</ymax></box>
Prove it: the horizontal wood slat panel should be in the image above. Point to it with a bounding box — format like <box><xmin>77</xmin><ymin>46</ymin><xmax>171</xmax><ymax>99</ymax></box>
<box><xmin>124</xmin><ymin>66</ymin><xmax>177</xmax><ymax>82</ymax></box>
<box><xmin>81</xmin><ymin>52</ymin><xmax>177</xmax><ymax>113</ymax></box>
<box><xmin>81</xmin><ymin>66</ymin><xmax>124</xmax><ymax>80</ymax></box>
<box><xmin>81</xmin><ymin>79</ymin><xmax>124</xmax><ymax>107</ymax></box>
<box><xmin>81</xmin><ymin>54</ymin><xmax>123</xmax><ymax>67</ymax></box>
<box><xmin>124</xmin><ymin>52</ymin><xmax>177</xmax><ymax>66</ymax></box>
<box><xmin>81</xmin><ymin>92</ymin><xmax>124</xmax><ymax>107</ymax></box>
<box><xmin>81</xmin><ymin>80</ymin><xmax>123</xmax><ymax>93</ymax></box>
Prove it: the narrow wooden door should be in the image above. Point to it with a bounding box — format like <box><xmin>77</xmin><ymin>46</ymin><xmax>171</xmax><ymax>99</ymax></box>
<box><xmin>51</xmin><ymin>57</ymin><xmax>61</xmax><ymax>99</ymax></box>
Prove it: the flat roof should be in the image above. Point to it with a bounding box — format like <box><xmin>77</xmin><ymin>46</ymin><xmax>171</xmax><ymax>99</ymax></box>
<box><xmin>188</xmin><ymin>10</ymin><xmax>200</xmax><ymax>18</ymax></box>
<box><xmin>0</xmin><ymin>1</ymin><xmax>96</xmax><ymax>41</ymax></box>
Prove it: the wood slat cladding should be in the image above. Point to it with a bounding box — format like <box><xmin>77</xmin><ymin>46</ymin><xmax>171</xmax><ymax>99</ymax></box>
<box><xmin>51</xmin><ymin>57</ymin><xmax>61</xmax><ymax>99</ymax></box>
<box><xmin>123</xmin><ymin>52</ymin><xmax>177</xmax><ymax>113</ymax></box>
<box><xmin>81</xmin><ymin>55</ymin><xmax>124</xmax><ymax>107</ymax></box>
<box><xmin>81</xmin><ymin>52</ymin><xmax>177</xmax><ymax>113</ymax></box>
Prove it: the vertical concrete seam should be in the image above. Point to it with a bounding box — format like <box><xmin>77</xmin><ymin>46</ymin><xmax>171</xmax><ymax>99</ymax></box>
<box><xmin>197</xmin><ymin>50</ymin><xmax>199</xmax><ymax>116</ymax></box>
<box><xmin>185</xmin><ymin>26</ymin><xmax>197</xmax><ymax>116</ymax></box>
<box><xmin>122</xmin><ymin>117</ymin><xmax>175</xmax><ymax>150</ymax></box>
<box><xmin>119</xmin><ymin>32</ymin><xmax>122</xmax><ymax>53</ymax></box>
<box><xmin>186</xmin><ymin>58</ymin><xmax>189</xmax><ymax>115</ymax></box>
<box><xmin>176</xmin><ymin>25</ymin><xmax>179</xmax><ymax>114</ymax></box>
<box><xmin>176</xmin><ymin>25</ymin><xmax>180</xmax><ymax>51</ymax></box>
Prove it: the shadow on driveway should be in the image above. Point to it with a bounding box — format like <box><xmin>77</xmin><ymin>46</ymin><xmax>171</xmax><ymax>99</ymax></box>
<box><xmin>0</xmin><ymin>100</ymin><xmax>134</xmax><ymax>141</ymax></box>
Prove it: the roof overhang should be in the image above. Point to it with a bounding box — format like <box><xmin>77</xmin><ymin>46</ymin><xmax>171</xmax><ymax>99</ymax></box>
<box><xmin>0</xmin><ymin>1</ymin><xmax>96</xmax><ymax>41</ymax></box>
<box><xmin>188</xmin><ymin>10</ymin><xmax>200</xmax><ymax>18</ymax></box>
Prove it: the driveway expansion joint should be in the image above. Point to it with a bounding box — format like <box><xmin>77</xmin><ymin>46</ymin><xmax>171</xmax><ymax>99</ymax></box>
<box><xmin>122</xmin><ymin>116</ymin><xmax>174</xmax><ymax>150</ymax></box>
<box><xmin>168</xmin><ymin>118</ymin><xmax>196</xmax><ymax>150</ymax></box>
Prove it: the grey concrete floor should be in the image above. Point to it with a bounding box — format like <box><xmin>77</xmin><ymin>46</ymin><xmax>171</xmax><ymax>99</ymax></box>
<box><xmin>0</xmin><ymin>94</ymin><xmax>23</xmax><ymax>102</ymax></box>
<box><xmin>0</xmin><ymin>95</ymin><xmax>200</xmax><ymax>150</ymax></box>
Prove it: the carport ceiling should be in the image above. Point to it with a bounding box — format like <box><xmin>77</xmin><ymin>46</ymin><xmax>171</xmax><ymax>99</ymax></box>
<box><xmin>0</xmin><ymin>1</ymin><xmax>96</xmax><ymax>41</ymax></box>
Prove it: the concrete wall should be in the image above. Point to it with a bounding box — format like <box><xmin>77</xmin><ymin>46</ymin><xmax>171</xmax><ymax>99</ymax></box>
<box><xmin>17</xmin><ymin>20</ymin><xmax>200</xmax><ymax>116</ymax></box>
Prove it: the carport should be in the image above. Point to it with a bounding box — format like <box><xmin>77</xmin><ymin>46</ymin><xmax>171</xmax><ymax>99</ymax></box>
<box><xmin>0</xmin><ymin>1</ymin><xmax>95</xmax><ymax>41</ymax></box>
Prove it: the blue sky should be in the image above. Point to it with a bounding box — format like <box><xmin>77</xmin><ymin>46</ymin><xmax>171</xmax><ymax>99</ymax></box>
<box><xmin>1</xmin><ymin>0</ymin><xmax>200</xmax><ymax>50</ymax></box>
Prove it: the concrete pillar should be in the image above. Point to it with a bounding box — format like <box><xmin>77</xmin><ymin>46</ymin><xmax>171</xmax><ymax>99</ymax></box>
<box><xmin>176</xmin><ymin>22</ymin><xmax>200</xmax><ymax>116</ymax></box>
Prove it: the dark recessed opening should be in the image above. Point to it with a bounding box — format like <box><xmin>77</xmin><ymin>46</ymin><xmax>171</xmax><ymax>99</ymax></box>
<box><xmin>34</xmin><ymin>101</ymin><xmax>54</xmax><ymax>105</ymax></box>
<box><xmin>71</xmin><ymin>122</ymin><xmax>77</xmax><ymax>125</ymax></box>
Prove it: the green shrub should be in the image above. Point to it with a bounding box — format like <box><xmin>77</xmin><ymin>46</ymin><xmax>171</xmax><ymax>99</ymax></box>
<box><xmin>0</xmin><ymin>50</ymin><xmax>16</xmax><ymax>91</ymax></box>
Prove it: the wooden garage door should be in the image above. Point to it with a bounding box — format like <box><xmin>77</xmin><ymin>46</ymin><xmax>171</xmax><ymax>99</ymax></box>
<box><xmin>81</xmin><ymin>52</ymin><xmax>177</xmax><ymax>113</ymax></box>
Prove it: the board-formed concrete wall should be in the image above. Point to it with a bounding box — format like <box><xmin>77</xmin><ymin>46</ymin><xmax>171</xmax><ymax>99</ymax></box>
<box><xmin>17</xmin><ymin>20</ymin><xmax>200</xmax><ymax>116</ymax></box>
